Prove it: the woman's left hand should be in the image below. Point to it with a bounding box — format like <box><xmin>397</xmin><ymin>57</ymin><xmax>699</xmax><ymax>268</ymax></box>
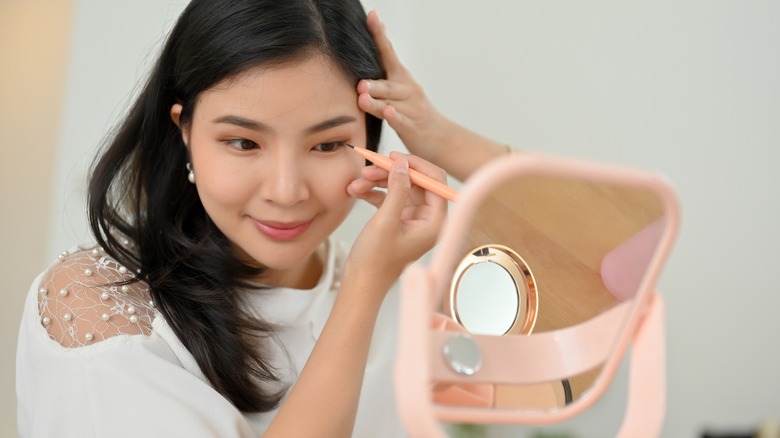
<box><xmin>358</xmin><ymin>10</ymin><xmax>509</xmax><ymax>182</ymax></box>
<box><xmin>357</xmin><ymin>11</ymin><xmax>451</xmax><ymax>166</ymax></box>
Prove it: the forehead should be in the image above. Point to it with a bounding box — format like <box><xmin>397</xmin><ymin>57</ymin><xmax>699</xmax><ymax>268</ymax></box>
<box><xmin>194</xmin><ymin>54</ymin><xmax>360</xmax><ymax>125</ymax></box>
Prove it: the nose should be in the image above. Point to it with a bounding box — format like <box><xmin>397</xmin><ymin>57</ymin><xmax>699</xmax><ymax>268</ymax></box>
<box><xmin>258</xmin><ymin>151</ymin><xmax>310</xmax><ymax>207</ymax></box>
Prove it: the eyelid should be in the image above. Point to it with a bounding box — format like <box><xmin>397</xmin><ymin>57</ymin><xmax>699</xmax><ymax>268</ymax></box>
<box><xmin>223</xmin><ymin>138</ymin><xmax>259</xmax><ymax>151</ymax></box>
<box><xmin>313</xmin><ymin>141</ymin><xmax>349</xmax><ymax>152</ymax></box>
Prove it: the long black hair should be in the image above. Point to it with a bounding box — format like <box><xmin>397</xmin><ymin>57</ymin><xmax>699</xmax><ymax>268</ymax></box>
<box><xmin>88</xmin><ymin>0</ymin><xmax>383</xmax><ymax>412</ymax></box>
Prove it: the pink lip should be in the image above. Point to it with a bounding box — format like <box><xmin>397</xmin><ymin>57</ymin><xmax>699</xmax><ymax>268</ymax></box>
<box><xmin>253</xmin><ymin>219</ymin><xmax>313</xmax><ymax>241</ymax></box>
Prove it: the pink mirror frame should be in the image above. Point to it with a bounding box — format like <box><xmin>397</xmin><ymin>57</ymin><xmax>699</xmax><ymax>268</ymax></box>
<box><xmin>394</xmin><ymin>153</ymin><xmax>680</xmax><ymax>438</ymax></box>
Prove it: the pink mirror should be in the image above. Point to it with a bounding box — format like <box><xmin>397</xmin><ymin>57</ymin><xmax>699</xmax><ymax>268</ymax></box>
<box><xmin>396</xmin><ymin>153</ymin><xmax>680</xmax><ymax>437</ymax></box>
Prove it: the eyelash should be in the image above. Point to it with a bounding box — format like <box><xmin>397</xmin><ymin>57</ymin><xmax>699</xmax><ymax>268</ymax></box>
<box><xmin>222</xmin><ymin>139</ymin><xmax>348</xmax><ymax>153</ymax></box>
<box><xmin>313</xmin><ymin>141</ymin><xmax>348</xmax><ymax>153</ymax></box>
<box><xmin>224</xmin><ymin>138</ymin><xmax>258</xmax><ymax>151</ymax></box>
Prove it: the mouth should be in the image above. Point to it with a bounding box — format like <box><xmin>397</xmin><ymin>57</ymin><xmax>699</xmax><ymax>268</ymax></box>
<box><xmin>252</xmin><ymin>219</ymin><xmax>313</xmax><ymax>241</ymax></box>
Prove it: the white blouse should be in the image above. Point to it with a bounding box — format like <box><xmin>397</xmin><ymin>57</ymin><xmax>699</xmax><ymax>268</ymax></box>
<box><xmin>16</xmin><ymin>237</ymin><xmax>404</xmax><ymax>437</ymax></box>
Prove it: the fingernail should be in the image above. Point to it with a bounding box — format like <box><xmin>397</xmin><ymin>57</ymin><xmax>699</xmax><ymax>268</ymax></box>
<box><xmin>395</xmin><ymin>158</ymin><xmax>409</xmax><ymax>175</ymax></box>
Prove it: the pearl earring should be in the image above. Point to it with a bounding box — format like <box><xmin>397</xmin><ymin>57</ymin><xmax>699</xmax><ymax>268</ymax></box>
<box><xmin>186</xmin><ymin>162</ymin><xmax>195</xmax><ymax>184</ymax></box>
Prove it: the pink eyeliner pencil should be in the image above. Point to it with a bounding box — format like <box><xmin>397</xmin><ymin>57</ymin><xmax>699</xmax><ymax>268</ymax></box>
<box><xmin>348</xmin><ymin>144</ymin><xmax>459</xmax><ymax>202</ymax></box>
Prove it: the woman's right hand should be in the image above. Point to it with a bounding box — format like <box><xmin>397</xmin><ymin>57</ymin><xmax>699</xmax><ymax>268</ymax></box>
<box><xmin>345</xmin><ymin>152</ymin><xmax>447</xmax><ymax>291</ymax></box>
<box><xmin>266</xmin><ymin>152</ymin><xmax>445</xmax><ymax>437</ymax></box>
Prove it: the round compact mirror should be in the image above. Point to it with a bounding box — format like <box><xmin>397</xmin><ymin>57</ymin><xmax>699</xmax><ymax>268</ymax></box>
<box><xmin>448</xmin><ymin>245</ymin><xmax>537</xmax><ymax>336</ymax></box>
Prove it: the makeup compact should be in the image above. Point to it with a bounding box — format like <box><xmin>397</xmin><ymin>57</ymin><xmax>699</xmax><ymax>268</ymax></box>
<box><xmin>395</xmin><ymin>152</ymin><xmax>680</xmax><ymax>437</ymax></box>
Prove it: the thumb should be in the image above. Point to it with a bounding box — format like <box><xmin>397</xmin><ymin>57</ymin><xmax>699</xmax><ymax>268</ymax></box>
<box><xmin>377</xmin><ymin>156</ymin><xmax>411</xmax><ymax>222</ymax></box>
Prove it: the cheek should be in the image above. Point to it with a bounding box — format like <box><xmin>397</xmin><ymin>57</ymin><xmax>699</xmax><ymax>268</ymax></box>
<box><xmin>196</xmin><ymin>176</ymin><xmax>249</xmax><ymax>212</ymax></box>
<box><xmin>191</xmin><ymin>153</ymin><xmax>253</xmax><ymax>213</ymax></box>
<box><xmin>311</xmin><ymin>155</ymin><xmax>363</xmax><ymax>202</ymax></box>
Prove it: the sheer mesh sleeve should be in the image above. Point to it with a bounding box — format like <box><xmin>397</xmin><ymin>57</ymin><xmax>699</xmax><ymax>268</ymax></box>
<box><xmin>37</xmin><ymin>244</ymin><xmax>157</xmax><ymax>347</ymax></box>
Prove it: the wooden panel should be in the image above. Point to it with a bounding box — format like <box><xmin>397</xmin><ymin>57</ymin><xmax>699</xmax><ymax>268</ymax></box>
<box><xmin>447</xmin><ymin>174</ymin><xmax>665</xmax><ymax>404</ymax></box>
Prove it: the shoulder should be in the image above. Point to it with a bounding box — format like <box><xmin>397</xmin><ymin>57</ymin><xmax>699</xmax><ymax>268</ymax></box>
<box><xmin>36</xmin><ymin>244</ymin><xmax>158</xmax><ymax>348</ymax></box>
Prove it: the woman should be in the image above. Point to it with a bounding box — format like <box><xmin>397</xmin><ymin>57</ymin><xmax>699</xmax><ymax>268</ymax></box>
<box><xmin>17</xmin><ymin>1</ymin><xmax>507</xmax><ymax>436</ymax></box>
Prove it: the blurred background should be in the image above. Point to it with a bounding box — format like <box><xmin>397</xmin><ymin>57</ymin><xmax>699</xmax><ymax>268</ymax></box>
<box><xmin>2</xmin><ymin>0</ymin><xmax>778</xmax><ymax>436</ymax></box>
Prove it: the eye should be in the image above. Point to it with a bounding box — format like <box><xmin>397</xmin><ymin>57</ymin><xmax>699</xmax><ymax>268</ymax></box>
<box><xmin>224</xmin><ymin>138</ymin><xmax>258</xmax><ymax>151</ymax></box>
<box><xmin>313</xmin><ymin>141</ymin><xmax>348</xmax><ymax>153</ymax></box>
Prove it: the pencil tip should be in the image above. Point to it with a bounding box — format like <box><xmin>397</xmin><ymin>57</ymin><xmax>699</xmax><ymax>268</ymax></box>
<box><xmin>346</xmin><ymin>143</ymin><xmax>355</xmax><ymax>149</ymax></box>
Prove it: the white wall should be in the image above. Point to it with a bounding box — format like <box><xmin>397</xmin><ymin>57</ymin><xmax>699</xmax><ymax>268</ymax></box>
<box><xmin>47</xmin><ymin>0</ymin><xmax>191</xmax><ymax>255</ymax></box>
<box><xmin>11</xmin><ymin>0</ymin><xmax>780</xmax><ymax>437</ymax></box>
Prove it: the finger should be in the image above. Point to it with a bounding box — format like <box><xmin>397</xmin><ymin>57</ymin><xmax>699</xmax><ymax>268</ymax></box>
<box><xmin>357</xmin><ymin>79</ymin><xmax>411</xmax><ymax>101</ymax></box>
<box><xmin>360</xmin><ymin>164</ymin><xmax>390</xmax><ymax>181</ymax></box>
<box><xmin>389</xmin><ymin>151</ymin><xmax>448</xmax><ymax>210</ymax></box>
<box><xmin>350</xmin><ymin>188</ymin><xmax>387</xmax><ymax>209</ymax></box>
<box><xmin>375</xmin><ymin>156</ymin><xmax>412</xmax><ymax>224</ymax></box>
<box><xmin>358</xmin><ymin>94</ymin><xmax>414</xmax><ymax>131</ymax></box>
<box><xmin>389</xmin><ymin>151</ymin><xmax>447</xmax><ymax>184</ymax></box>
<box><xmin>348</xmin><ymin>176</ymin><xmax>387</xmax><ymax>195</ymax></box>
<box><xmin>348</xmin><ymin>165</ymin><xmax>389</xmax><ymax>195</ymax></box>
<box><xmin>366</xmin><ymin>10</ymin><xmax>407</xmax><ymax>77</ymax></box>
<box><xmin>382</xmin><ymin>105</ymin><xmax>413</xmax><ymax>135</ymax></box>
<box><xmin>358</xmin><ymin>92</ymin><xmax>388</xmax><ymax>120</ymax></box>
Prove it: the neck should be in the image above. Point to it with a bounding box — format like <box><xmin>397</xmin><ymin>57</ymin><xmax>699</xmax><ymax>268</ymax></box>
<box><xmin>260</xmin><ymin>243</ymin><xmax>326</xmax><ymax>289</ymax></box>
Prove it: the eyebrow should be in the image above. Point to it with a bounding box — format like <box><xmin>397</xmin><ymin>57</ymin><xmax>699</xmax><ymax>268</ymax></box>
<box><xmin>212</xmin><ymin>114</ymin><xmax>358</xmax><ymax>135</ymax></box>
<box><xmin>304</xmin><ymin>115</ymin><xmax>358</xmax><ymax>134</ymax></box>
<box><xmin>213</xmin><ymin>115</ymin><xmax>268</xmax><ymax>132</ymax></box>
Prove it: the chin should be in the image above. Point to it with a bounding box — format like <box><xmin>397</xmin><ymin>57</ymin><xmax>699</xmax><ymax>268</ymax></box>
<box><xmin>251</xmin><ymin>242</ymin><xmax>318</xmax><ymax>268</ymax></box>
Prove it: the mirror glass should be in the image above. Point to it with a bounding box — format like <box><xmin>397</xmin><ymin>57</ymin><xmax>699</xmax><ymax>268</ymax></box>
<box><xmin>437</xmin><ymin>172</ymin><xmax>667</xmax><ymax>411</ymax></box>
<box><xmin>446</xmin><ymin>244</ymin><xmax>538</xmax><ymax>336</ymax></box>
<box><xmin>455</xmin><ymin>261</ymin><xmax>517</xmax><ymax>335</ymax></box>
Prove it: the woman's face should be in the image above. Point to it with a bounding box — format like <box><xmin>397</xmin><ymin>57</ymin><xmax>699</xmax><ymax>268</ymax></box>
<box><xmin>173</xmin><ymin>54</ymin><xmax>366</xmax><ymax>288</ymax></box>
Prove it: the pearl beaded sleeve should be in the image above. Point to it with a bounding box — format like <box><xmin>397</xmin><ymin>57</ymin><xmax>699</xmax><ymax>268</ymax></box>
<box><xmin>37</xmin><ymin>244</ymin><xmax>157</xmax><ymax>348</ymax></box>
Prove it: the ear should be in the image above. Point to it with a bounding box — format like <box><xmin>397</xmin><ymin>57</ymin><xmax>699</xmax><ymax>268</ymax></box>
<box><xmin>170</xmin><ymin>103</ymin><xmax>190</xmax><ymax>148</ymax></box>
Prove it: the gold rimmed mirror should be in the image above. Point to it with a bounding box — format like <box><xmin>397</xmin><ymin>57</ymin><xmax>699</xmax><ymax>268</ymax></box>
<box><xmin>446</xmin><ymin>244</ymin><xmax>537</xmax><ymax>336</ymax></box>
<box><xmin>438</xmin><ymin>171</ymin><xmax>667</xmax><ymax>410</ymax></box>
